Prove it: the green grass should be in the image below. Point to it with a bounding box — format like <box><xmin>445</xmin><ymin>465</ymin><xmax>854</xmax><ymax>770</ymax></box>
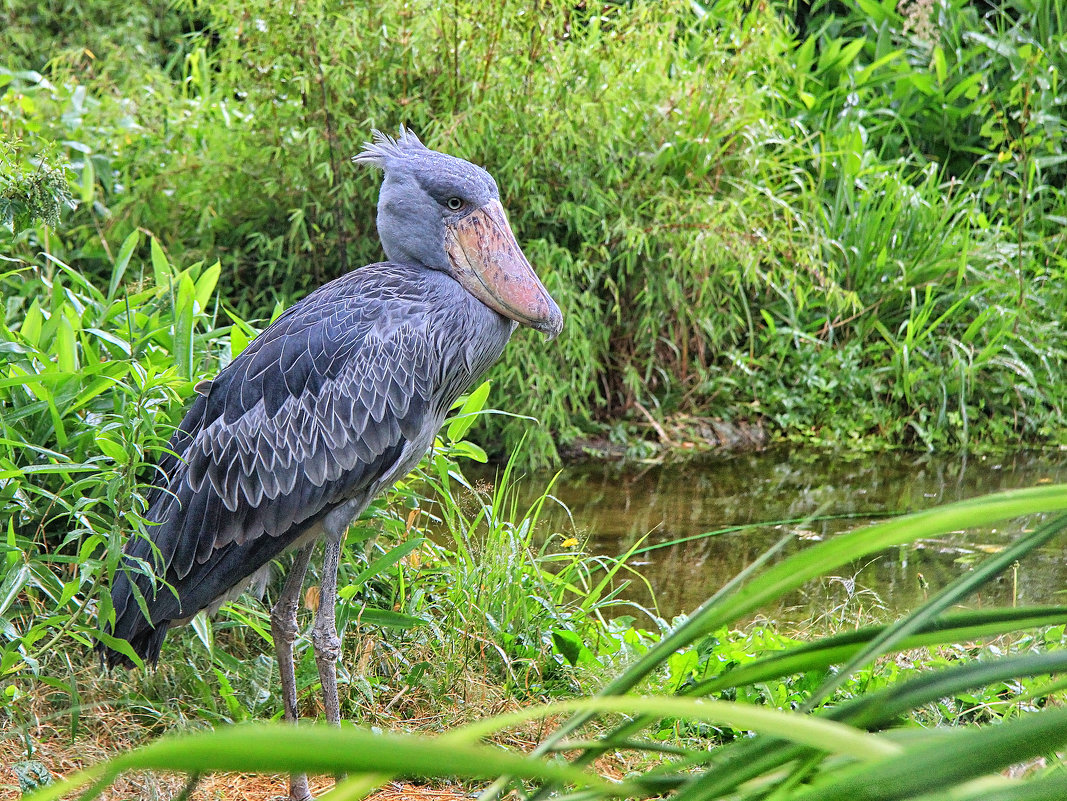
<box><xmin>2</xmin><ymin>1</ymin><xmax>1067</xmax><ymax>796</ymax></box>
<box><xmin>10</xmin><ymin>482</ymin><xmax>1067</xmax><ymax>801</ymax></box>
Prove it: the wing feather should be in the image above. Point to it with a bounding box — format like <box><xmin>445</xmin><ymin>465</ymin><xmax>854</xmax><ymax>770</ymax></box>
<box><xmin>173</xmin><ymin>487</ymin><xmax>209</xmax><ymax>580</ymax></box>
<box><xmin>162</xmin><ymin>288</ymin><xmax>441</xmax><ymax>581</ymax></box>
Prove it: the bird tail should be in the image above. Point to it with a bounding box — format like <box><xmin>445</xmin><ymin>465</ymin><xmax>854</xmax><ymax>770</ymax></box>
<box><xmin>95</xmin><ymin>564</ymin><xmax>171</xmax><ymax>670</ymax></box>
<box><xmin>95</xmin><ymin>622</ymin><xmax>170</xmax><ymax>670</ymax></box>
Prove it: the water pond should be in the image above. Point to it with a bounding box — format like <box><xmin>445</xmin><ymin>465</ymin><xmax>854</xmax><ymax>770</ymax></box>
<box><xmin>489</xmin><ymin>448</ymin><xmax>1067</xmax><ymax>626</ymax></box>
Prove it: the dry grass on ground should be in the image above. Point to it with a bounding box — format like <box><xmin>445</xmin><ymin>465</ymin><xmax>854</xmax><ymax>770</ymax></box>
<box><xmin>2</xmin><ymin>712</ymin><xmax>482</xmax><ymax>800</ymax></box>
<box><xmin>1</xmin><ymin>650</ymin><xmax>633</xmax><ymax>801</ymax></box>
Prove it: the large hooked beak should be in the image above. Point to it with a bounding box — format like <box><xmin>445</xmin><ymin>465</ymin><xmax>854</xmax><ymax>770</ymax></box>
<box><xmin>444</xmin><ymin>200</ymin><xmax>564</xmax><ymax>340</ymax></box>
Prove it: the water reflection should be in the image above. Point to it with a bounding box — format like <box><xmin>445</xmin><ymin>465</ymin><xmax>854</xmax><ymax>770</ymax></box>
<box><xmin>479</xmin><ymin>448</ymin><xmax>1067</xmax><ymax>624</ymax></box>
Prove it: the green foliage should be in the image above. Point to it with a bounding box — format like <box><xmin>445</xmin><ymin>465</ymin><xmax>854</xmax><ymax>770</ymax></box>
<box><xmin>765</xmin><ymin>0</ymin><xmax>1067</xmax><ymax>449</ymax></box>
<box><xmin>17</xmin><ymin>484</ymin><xmax>1067</xmax><ymax>801</ymax></box>
<box><xmin>393</xmin><ymin>438</ymin><xmax>648</xmax><ymax>697</ymax></box>
<box><xmin>0</xmin><ymin>247</ymin><xmax>620</xmax><ymax>722</ymax></box>
<box><xmin>0</xmin><ymin>69</ymin><xmax>76</xmax><ymax>235</ymax></box>
<box><xmin>2</xmin><ymin>0</ymin><xmax>1064</xmax><ymax>463</ymax></box>
<box><xmin>4</xmin><ymin>4</ymin><xmax>1064</xmax><ymax>794</ymax></box>
<box><xmin>0</xmin><ymin>234</ymin><xmax>230</xmax><ymax>682</ymax></box>
<box><xmin>0</xmin><ymin>0</ymin><xmax>198</xmax><ymax>78</ymax></box>
<box><xmin>0</xmin><ymin>148</ymin><xmax>71</xmax><ymax>235</ymax></box>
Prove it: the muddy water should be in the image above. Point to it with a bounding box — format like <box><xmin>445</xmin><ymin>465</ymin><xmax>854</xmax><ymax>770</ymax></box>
<box><xmin>493</xmin><ymin>448</ymin><xmax>1067</xmax><ymax>625</ymax></box>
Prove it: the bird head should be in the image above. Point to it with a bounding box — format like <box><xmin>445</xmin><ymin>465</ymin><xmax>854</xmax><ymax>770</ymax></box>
<box><xmin>353</xmin><ymin>127</ymin><xmax>563</xmax><ymax>340</ymax></box>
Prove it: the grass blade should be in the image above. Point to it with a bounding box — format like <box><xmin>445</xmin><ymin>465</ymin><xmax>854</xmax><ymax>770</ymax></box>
<box><xmin>20</xmin><ymin>723</ymin><xmax>622</xmax><ymax>801</ymax></box>
<box><xmin>688</xmin><ymin>607</ymin><xmax>1067</xmax><ymax>698</ymax></box>
<box><xmin>673</xmin><ymin>650</ymin><xmax>1067</xmax><ymax>800</ymax></box>
<box><xmin>560</xmin><ymin>607</ymin><xmax>1067</xmax><ymax>782</ymax></box>
<box><xmin>802</xmin><ymin>512</ymin><xmax>1067</xmax><ymax>709</ymax></box>
<box><xmin>522</xmin><ymin>485</ymin><xmax>1067</xmax><ymax>771</ymax></box>
<box><xmin>789</xmin><ymin>706</ymin><xmax>1067</xmax><ymax>801</ymax></box>
<box><xmin>447</xmin><ymin>696</ymin><xmax>901</xmax><ymax>761</ymax></box>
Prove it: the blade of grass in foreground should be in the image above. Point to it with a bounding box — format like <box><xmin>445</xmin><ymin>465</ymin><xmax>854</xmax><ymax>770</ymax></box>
<box><xmin>699</xmin><ymin>513</ymin><xmax>1067</xmax><ymax>794</ymax></box>
<box><xmin>544</xmin><ymin>607</ymin><xmax>1067</xmax><ymax>779</ymax></box>
<box><xmin>667</xmin><ymin>649</ymin><xmax>1067</xmax><ymax>800</ymax></box>
<box><xmin>514</xmin><ymin>485</ymin><xmax>1067</xmax><ymax>769</ymax></box>
<box><xmin>19</xmin><ymin>723</ymin><xmax>621</xmax><ymax>801</ymax></box>
<box><xmin>689</xmin><ymin>606</ymin><xmax>1067</xmax><ymax>700</ymax></box>
<box><xmin>909</xmin><ymin>771</ymin><xmax>1067</xmax><ymax>801</ymax></box>
<box><xmin>801</xmin><ymin>512</ymin><xmax>1067</xmax><ymax>709</ymax></box>
<box><xmin>445</xmin><ymin>696</ymin><xmax>900</xmax><ymax>760</ymax></box>
<box><xmin>629</xmin><ymin>511</ymin><xmax>900</xmax><ymax>556</ymax></box>
<box><xmin>646</xmin><ymin>518</ymin><xmax>1067</xmax><ymax>801</ymax></box>
<box><xmin>21</xmin><ymin>697</ymin><xmax>899</xmax><ymax>801</ymax></box>
<box><xmin>788</xmin><ymin>705</ymin><xmax>1067</xmax><ymax>801</ymax></box>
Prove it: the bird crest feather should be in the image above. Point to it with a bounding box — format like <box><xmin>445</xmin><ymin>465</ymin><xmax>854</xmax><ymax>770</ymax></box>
<box><xmin>352</xmin><ymin>126</ymin><xmax>429</xmax><ymax>169</ymax></box>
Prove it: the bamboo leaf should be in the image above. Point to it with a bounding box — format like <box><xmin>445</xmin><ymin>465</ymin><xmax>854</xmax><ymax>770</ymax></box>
<box><xmin>174</xmin><ymin>273</ymin><xmax>196</xmax><ymax>379</ymax></box>
<box><xmin>344</xmin><ymin>537</ymin><xmax>424</xmax><ymax>595</ymax></box>
<box><xmin>354</xmin><ymin>609</ymin><xmax>425</xmax><ymax>629</ymax></box>
<box><xmin>0</xmin><ymin>564</ymin><xmax>30</xmax><ymax>618</ymax></box>
<box><xmin>107</xmin><ymin>230</ymin><xmax>139</xmax><ymax>302</ymax></box>
<box><xmin>447</xmin><ymin>380</ymin><xmax>492</xmax><ymax>443</ymax></box>
<box><xmin>150</xmin><ymin>236</ymin><xmax>170</xmax><ymax>287</ymax></box>
<box><xmin>194</xmin><ymin>261</ymin><xmax>221</xmax><ymax>310</ymax></box>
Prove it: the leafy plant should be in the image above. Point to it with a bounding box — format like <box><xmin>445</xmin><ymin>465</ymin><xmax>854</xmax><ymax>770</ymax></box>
<box><xmin>18</xmin><ymin>483</ymin><xmax>1067</xmax><ymax>800</ymax></box>
<box><xmin>0</xmin><ymin>232</ymin><xmax>230</xmax><ymax>686</ymax></box>
<box><xmin>408</xmin><ymin>438</ymin><xmax>650</xmax><ymax>696</ymax></box>
<box><xmin>3</xmin><ymin>0</ymin><xmax>1066</xmax><ymax>461</ymax></box>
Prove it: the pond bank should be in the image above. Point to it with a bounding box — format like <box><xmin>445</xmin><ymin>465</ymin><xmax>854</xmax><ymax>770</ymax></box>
<box><xmin>559</xmin><ymin>413</ymin><xmax>769</xmax><ymax>461</ymax></box>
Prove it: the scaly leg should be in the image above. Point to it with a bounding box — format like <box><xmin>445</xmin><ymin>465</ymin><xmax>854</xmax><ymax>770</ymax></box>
<box><xmin>311</xmin><ymin>532</ymin><xmax>343</xmax><ymax>726</ymax></box>
<box><xmin>271</xmin><ymin>542</ymin><xmax>315</xmax><ymax>801</ymax></box>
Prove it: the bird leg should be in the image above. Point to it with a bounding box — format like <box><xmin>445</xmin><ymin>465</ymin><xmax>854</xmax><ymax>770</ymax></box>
<box><xmin>271</xmin><ymin>542</ymin><xmax>315</xmax><ymax>801</ymax></box>
<box><xmin>311</xmin><ymin>531</ymin><xmax>344</xmax><ymax>726</ymax></box>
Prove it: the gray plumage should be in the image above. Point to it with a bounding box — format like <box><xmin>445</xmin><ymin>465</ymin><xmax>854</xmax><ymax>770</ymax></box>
<box><xmin>99</xmin><ymin>127</ymin><xmax>562</xmax><ymax>677</ymax></box>
<box><xmin>102</xmin><ymin>265</ymin><xmax>513</xmax><ymax>665</ymax></box>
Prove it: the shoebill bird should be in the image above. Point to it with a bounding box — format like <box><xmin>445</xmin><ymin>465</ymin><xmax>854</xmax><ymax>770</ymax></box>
<box><xmin>98</xmin><ymin>127</ymin><xmax>563</xmax><ymax>801</ymax></box>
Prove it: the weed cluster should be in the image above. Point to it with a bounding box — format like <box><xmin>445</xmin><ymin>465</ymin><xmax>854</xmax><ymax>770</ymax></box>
<box><xmin>0</xmin><ymin>238</ymin><xmax>226</xmax><ymax>684</ymax></box>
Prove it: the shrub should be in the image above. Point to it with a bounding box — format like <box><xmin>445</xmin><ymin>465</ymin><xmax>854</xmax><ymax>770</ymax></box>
<box><xmin>2</xmin><ymin>0</ymin><xmax>1064</xmax><ymax>462</ymax></box>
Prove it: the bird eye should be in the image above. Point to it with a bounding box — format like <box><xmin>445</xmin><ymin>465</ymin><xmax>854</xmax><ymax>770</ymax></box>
<box><xmin>446</xmin><ymin>196</ymin><xmax>463</xmax><ymax>211</ymax></box>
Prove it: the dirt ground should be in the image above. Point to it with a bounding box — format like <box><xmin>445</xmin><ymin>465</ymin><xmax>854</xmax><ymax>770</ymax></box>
<box><xmin>1</xmin><ymin>652</ymin><xmax>584</xmax><ymax>800</ymax></box>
